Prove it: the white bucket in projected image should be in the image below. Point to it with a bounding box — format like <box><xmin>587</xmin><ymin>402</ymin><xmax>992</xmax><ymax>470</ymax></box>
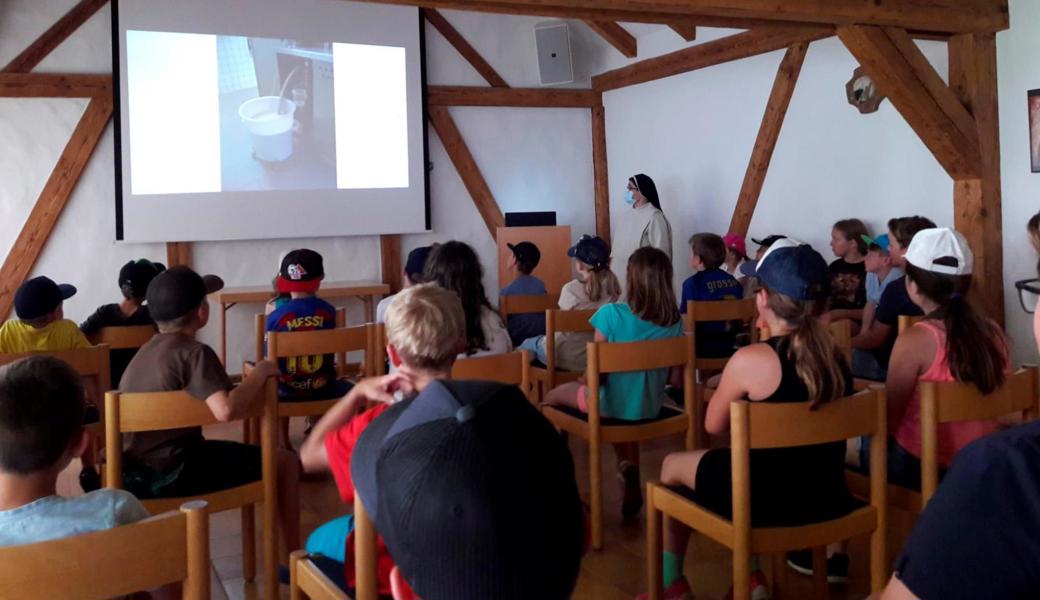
<box><xmin>239</xmin><ymin>96</ymin><xmax>296</xmax><ymax>162</ymax></box>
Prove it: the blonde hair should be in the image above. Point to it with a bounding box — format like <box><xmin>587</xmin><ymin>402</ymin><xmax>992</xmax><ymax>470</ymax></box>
<box><xmin>764</xmin><ymin>289</ymin><xmax>847</xmax><ymax>408</ymax></box>
<box><xmin>385</xmin><ymin>283</ymin><xmax>466</xmax><ymax>371</ymax></box>
<box><xmin>626</xmin><ymin>247</ymin><xmax>680</xmax><ymax>328</ymax></box>
<box><xmin>578</xmin><ymin>261</ymin><xmax>621</xmax><ymax>304</ymax></box>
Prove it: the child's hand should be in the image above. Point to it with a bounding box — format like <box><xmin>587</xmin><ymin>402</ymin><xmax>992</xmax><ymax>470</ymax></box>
<box><xmin>252</xmin><ymin>360</ymin><xmax>280</xmax><ymax>379</ymax></box>
<box><xmin>348</xmin><ymin>373</ymin><xmax>417</xmax><ymax>406</ymax></box>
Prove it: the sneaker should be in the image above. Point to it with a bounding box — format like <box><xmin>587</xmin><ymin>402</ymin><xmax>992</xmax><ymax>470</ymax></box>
<box><xmin>635</xmin><ymin>576</ymin><xmax>695</xmax><ymax>600</ymax></box>
<box><xmin>618</xmin><ymin>461</ymin><xmax>642</xmax><ymax>518</ymax></box>
<box><xmin>79</xmin><ymin>467</ymin><xmax>101</xmax><ymax>493</ymax></box>
<box><xmin>786</xmin><ymin>551</ymin><xmax>849</xmax><ymax>584</ymax></box>
<box><xmin>723</xmin><ymin>569</ymin><xmax>771</xmax><ymax>600</ymax></box>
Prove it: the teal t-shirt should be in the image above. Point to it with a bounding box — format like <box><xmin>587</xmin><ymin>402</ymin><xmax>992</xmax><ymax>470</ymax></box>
<box><xmin>589</xmin><ymin>303</ymin><xmax>683</xmax><ymax>420</ymax></box>
<box><xmin>0</xmin><ymin>489</ymin><xmax>149</xmax><ymax>547</ymax></box>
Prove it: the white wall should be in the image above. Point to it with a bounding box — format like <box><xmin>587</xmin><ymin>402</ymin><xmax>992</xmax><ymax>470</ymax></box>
<box><xmin>1</xmin><ymin>0</ymin><xmax>1037</xmax><ymax>367</ymax></box>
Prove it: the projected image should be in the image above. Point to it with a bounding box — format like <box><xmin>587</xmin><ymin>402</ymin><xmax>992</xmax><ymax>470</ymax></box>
<box><xmin>217</xmin><ymin>36</ymin><xmax>337</xmax><ymax>192</ymax></box>
<box><xmin>125</xmin><ymin>29</ymin><xmax>409</xmax><ymax>196</ymax></box>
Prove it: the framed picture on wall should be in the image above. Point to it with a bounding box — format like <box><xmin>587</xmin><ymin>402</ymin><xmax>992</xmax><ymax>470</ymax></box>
<box><xmin>1030</xmin><ymin>89</ymin><xmax>1040</xmax><ymax>173</ymax></box>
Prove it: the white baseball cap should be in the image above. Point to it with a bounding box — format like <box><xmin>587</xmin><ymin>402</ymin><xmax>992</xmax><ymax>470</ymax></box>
<box><xmin>904</xmin><ymin>227</ymin><xmax>973</xmax><ymax>276</ymax></box>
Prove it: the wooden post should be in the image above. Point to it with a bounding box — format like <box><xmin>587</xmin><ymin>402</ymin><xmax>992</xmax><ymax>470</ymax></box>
<box><xmin>380</xmin><ymin>234</ymin><xmax>402</xmax><ymax>293</ymax></box>
<box><xmin>728</xmin><ymin>42</ymin><xmax>808</xmax><ymax>236</ymax></box>
<box><xmin>165</xmin><ymin>242</ymin><xmax>191</xmax><ymax>268</ymax></box>
<box><xmin>592</xmin><ymin>104</ymin><xmax>610</xmax><ymax>244</ymax></box>
<box><xmin>949</xmin><ymin>33</ymin><xmax>1005</xmax><ymax>326</ymax></box>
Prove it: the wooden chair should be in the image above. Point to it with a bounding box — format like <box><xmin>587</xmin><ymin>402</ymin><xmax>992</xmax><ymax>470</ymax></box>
<box><xmin>104</xmin><ymin>379</ymin><xmax>280</xmax><ymax>596</ymax></box>
<box><xmin>353</xmin><ymin>494</ymin><xmax>379</xmax><ymax>600</ymax></box>
<box><xmin>0</xmin><ymin>500</ymin><xmax>210</xmax><ymax>600</ymax></box>
<box><xmin>290</xmin><ymin>550</ymin><xmax>350</xmax><ymax>600</ymax></box>
<box><xmin>255</xmin><ymin>307</ymin><xmax>354</xmax><ymax>378</ymax></box>
<box><xmin>687</xmin><ymin>298</ymin><xmax>758</xmax><ymax>447</ymax></box>
<box><xmin>542</xmin><ymin>334</ymin><xmax>694</xmax><ymax>550</ymax></box>
<box><xmin>498</xmin><ymin>293</ymin><xmax>560</xmax><ymax>322</ymax></box>
<box><xmin>89</xmin><ymin>324</ymin><xmax>156</xmax><ymax>349</ymax></box>
<box><xmin>529</xmin><ymin>308</ymin><xmax>597</xmax><ymax>402</ymax></box>
<box><xmin>452</xmin><ymin>350</ymin><xmax>533</xmax><ymax>402</ymax></box>
<box><xmin>847</xmin><ymin>367</ymin><xmax>1040</xmax><ymax>513</ymax></box>
<box><xmin>646</xmin><ymin>388</ymin><xmax>889</xmax><ymax>600</ymax></box>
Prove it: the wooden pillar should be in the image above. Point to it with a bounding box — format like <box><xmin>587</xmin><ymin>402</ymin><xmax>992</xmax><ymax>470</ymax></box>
<box><xmin>728</xmin><ymin>42</ymin><xmax>808</xmax><ymax>236</ymax></box>
<box><xmin>165</xmin><ymin>242</ymin><xmax>192</xmax><ymax>268</ymax></box>
<box><xmin>592</xmin><ymin>104</ymin><xmax>610</xmax><ymax>244</ymax></box>
<box><xmin>949</xmin><ymin>33</ymin><xmax>1005</xmax><ymax>325</ymax></box>
<box><xmin>380</xmin><ymin>234</ymin><xmax>402</xmax><ymax>293</ymax></box>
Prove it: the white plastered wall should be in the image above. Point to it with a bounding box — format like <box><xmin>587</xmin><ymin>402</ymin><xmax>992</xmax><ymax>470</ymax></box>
<box><xmin>0</xmin><ymin>0</ymin><xmax>1037</xmax><ymax>369</ymax></box>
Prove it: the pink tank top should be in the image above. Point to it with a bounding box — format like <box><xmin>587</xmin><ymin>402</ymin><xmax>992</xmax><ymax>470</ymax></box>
<box><xmin>893</xmin><ymin>320</ymin><xmax>1004</xmax><ymax>467</ymax></box>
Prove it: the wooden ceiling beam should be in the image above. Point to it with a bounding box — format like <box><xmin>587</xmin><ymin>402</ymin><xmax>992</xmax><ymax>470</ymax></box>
<box><xmin>668</xmin><ymin>24</ymin><xmax>697</xmax><ymax>42</ymax></box>
<box><xmin>3</xmin><ymin>0</ymin><xmax>109</xmax><ymax>73</ymax></box>
<box><xmin>424</xmin><ymin>8</ymin><xmax>509</xmax><ymax>87</ymax></box>
<box><xmin>838</xmin><ymin>25</ymin><xmax>981</xmax><ymax>179</ymax></box>
<box><xmin>427</xmin><ymin>85</ymin><xmax>601</xmax><ymax>107</ymax></box>
<box><xmin>0</xmin><ymin>73</ymin><xmax>111</xmax><ymax>98</ymax></box>
<box><xmin>584</xmin><ymin>21</ymin><xmax>637</xmax><ymax>58</ymax></box>
<box><xmin>354</xmin><ymin>0</ymin><xmax>1007</xmax><ymax>34</ymax></box>
<box><xmin>592</xmin><ymin>27</ymin><xmax>830</xmax><ymax>92</ymax></box>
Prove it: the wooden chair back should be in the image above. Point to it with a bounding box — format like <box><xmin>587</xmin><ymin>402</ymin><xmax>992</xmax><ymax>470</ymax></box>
<box><xmin>917</xmin><ymin>367</ymin><xmax>1040</xmax><ymax>503</ymax></box>
<box><xmin>0</xmin><ymin>500</ymin><xmax>210</xmax><ymax>600</ymax></box>
<box><xmin>89</xmin><ymin>325</ymin><xmax>156</xmax><ymax>349</ymax></box>
<box><xmin>898</xmin><ymin>314</ymin><xmax>923</xmax><ymax>334</ymax></box>
<box><xmin>290</xmin><ymin>551</ymin><xmax>350</xmax><ymax>600</ymax></box>
<box><xmin>0</xmin><ymin>344</ymin><xmax>112</xmax><ymax>393</ymax></box>
<box><xmin>452</xmin><ymin>350</ymin><xmax>533</xmax><ymax>402</ymax></box>
<box><xmin>499</xmin><ymin>293</ymin><xmax>560</xmax><ymax>320</ymax></box>
<box><xmin>540</xmin><ymin>308</ymin><xmax>596</xmax><ymax>390</ymax></box>
<box><xmin>646</xmin><ymin>388</ymin><xmax>889</xmax><ymax>600</ymax></box>
<box><xmin>256</xmin><ymin>307</ymin><xmax>352</xmax><ymax>375</ymax></box>
<box><xmin>104</xmin><ymin>379</ymin><xmax>280</xmax><ymax>594</ymax></box>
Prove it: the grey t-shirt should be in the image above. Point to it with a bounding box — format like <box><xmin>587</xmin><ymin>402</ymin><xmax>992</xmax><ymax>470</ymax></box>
<box><xmin>119</xmin><ymin>332</ymin><xmax>233</xmax><ymax>471</ymax></box>
<box><xmin>0</xmin><ymin>489</ymin><xmax>148</xmax><ymax>547</ymax></box>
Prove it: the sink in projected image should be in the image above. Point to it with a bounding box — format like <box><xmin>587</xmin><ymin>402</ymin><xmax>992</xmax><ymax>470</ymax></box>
<box><xmin>239</xmin><ymin>96</ymin><xmax>296</xmax><ymax>162</ymax></box>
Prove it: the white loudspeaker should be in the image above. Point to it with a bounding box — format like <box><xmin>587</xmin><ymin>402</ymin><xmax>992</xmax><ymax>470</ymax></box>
<box><xmin>534</xmin><ymin>22</ymin><xmax>574</xmax><ymax>86</ymax></box>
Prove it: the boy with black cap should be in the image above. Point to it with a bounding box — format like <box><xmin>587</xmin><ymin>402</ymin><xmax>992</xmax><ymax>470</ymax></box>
<box><xmin>0</xmin><ymin>276</ymin><xmax>89</xmax><ymax>353</ymax></box>
<box><xmin>375</xmin><ymin>245</ymin><xmax>432</xmax><ymax>324</ymax></box>
<box><xmin>80</xmin><ymin>258</ymin><xmax>165</xmax><ymax>386</ymax></box>
<box><xmin>119</xmin><ymin>265</ymin><xmax>300</xmax><ymax>550</ymax></box>
<box><xmin>500</xmin><ymin>240</ymin><xmax>547</xmax><ymax>347</ymax></box>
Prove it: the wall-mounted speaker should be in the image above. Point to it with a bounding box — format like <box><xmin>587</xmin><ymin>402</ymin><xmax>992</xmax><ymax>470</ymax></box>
<box><xmin>534</xmin><ymin>22</ymin><xmax>574</xmax><ymax>86</ymax></box>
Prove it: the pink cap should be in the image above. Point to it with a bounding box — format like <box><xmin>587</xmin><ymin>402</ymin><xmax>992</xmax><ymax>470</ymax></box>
<box><xmin>723</xmin><ymin>233</ymin><xmax>748</xmax><ymax>259</ymax></box>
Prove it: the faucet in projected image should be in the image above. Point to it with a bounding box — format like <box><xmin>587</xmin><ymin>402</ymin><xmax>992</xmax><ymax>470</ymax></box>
<box><xmin>277</xmin><ymin>64</ymin><xmax>306</xmax><ymax>114</ymax></box>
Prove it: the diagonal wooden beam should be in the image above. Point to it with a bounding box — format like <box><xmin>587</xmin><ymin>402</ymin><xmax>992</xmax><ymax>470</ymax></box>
<box><xmin>427</xmin><ymin>85</ymin><xmax>601</xmax><ymax>108</ymax></box>
<box><xmin>668</xmin><ymin>24</ymin><xmax>697</xmax><ymax>42</ymax></box>
<box><xmin>423</xmin><ymin>8</ymin><xmax>508</xmax><ymax>88</ymax></box>
<box><xmin>728</xmin><ymin>43</ymin><xmax>808</xmax><ymax>236</ymax></box>
<box><xmin>355</xmin><ymin>0</ymin><xmax>1007</xmax><ymax>34</ymax></box>
<box><xmin>593</xmin><ymin>27</ymin><xmax>830</xmax><ymax>92</ymax></box>
<box><xmin>584</xmin><ymin>21</ymin><xmax>637</xmax><ymax>58</ymax></box>
<box><xmin>0</xmin><ymin>72</ymin><xmax>112</xmax><ymax>98</ymax></box>
<box><xmin>0</xmin><ymin>93</ymin><xmax>113</xmax><ymax>318</ymax></box>
<box><xmin>427</xmin><ymin>106</ymin><xmax>504</xmax><ymax>239</ymax></box>
<box><xmin>3</xmin><ymin>0</ymin><xmax>109</xmax><ymax>73</ymax></box>
<box><xmin>838</xmin><ymin>25</ymin><xmax>981</xmax><ymax>179</ymax></box>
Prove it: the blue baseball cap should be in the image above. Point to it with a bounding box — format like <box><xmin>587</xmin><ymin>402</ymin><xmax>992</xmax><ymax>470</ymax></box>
<box><xmin>862</xmin><ymin>233</ymin><xmax>891</xmax><ymax>253</ymax></box>
<box><xmin>744</xmin><ymin>238</ymin><xmax>830</xmax><ymax>300</ymax></box>
<box><xmin>405</xmin><ymin>246</ymin><xmax>432</xmax><ymax>280</ymax></box>
<box><xmin>567</xmin><ymin>235</ymin><xmax>610</xmax><ymax>270</ymax></box>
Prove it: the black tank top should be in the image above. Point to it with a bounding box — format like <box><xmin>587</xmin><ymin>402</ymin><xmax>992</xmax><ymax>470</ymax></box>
<box><xmin>760</xmin><ymin>334</ymin><xmax>854</xmax><ymax>403</ymax></box>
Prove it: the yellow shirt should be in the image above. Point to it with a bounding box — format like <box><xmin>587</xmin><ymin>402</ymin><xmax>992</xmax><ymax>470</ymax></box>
<box><xmin>0</xmin><ymin>319</ymin><xmax>90</xmax><ymax>353</ymax></box>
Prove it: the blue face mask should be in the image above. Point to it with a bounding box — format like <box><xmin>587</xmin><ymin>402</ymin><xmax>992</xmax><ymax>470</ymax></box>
<box><xmin>624</xmin><ymin>190</ymin><xmax>636</xmax><ymax>205</ymax></box>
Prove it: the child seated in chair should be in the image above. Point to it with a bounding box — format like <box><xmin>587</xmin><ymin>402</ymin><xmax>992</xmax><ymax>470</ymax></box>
<box><xmin>640</xmin><ymin>239</ymin><xmax>857</xmax><ymax>600</ymax></box>
<box><xmin>500</xmin><ymin>241</ymin><xmax>548</xmax><ymax>347</ymax></box>
<box><xmin>80</xmin><ymin>258</ymin><xmax>164</xmax><ymax>389</ymax></box>
<box><xmin>680</xmin><ymin>233</ymin><xmax>743</xmax><ymax>358</ymax></box>
<box><xmin>0</xmin><ymin>356</ymin><xmax>148</xmax><ymax>546</ymax></box>
<box><xmin>519</xmin><ymin>234</ymin><xmax>620</xmax><ymax>371</ymax></box>
<box><xmin>118</xmin><ymin>266</ymin><xmax>300</xmax><ymax>550</ymax></box>
<box><xmin>544</xmin><ymin>246</ymin><xmax>683</xmax><ymax>519</ymax></box>
<box><xmin>298</xmin><ymin>283</ymin><xmax>469</xmax><ymax>597</ymax></box>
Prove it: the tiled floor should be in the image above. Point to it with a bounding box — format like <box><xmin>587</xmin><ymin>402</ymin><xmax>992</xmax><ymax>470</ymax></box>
<box><xmin>59</xmin><ymin>420</ymin><xmax>915</xmax><ymax>599</ymax></box>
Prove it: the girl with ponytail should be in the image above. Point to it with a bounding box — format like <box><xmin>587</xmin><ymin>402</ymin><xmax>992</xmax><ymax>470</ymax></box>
<box><xmin>640</xmin><ymin>240</ymin><xmax>856</xmax><ymax>600</ymax></box>
<box><xmin>849</xmin><ymin>228</ymin><xmax>1008</xmax><ymax>493</ymax></box>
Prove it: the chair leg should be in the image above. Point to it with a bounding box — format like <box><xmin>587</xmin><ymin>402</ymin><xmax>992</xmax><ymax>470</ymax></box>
<box><xmin>771</xmin><ymin>552</ymin><xmax>784</xmax><ymax>600</ymax></box>
<box><xmin>646</xmin><ymin>484</ymin><xmax>662</xmax><ymax>600</ymax></box>
<box><xmin>241</xmin><ymin>504</ymin><xmax>256</xmax><ymax>582</ymax></box>
<box><xmin>733</xmin><ymin>547</ymin><xmax>751</xmax><ymax>600</ymax></box>
<box><xmin>590</xmin><ymin>441</ymin><xmax>603</xmax><ymax>551</ymax></box>
<box><xmin>811</xmin><ymin>546</ymin><xmax>828</xmax><ymax>600</ymax></box>
<box><xmin>870</xmin><ymin>525</ymin><xmax>887</xmax><ymax>594</ymax></box>
<box><xmin>692</xmin><ymin>382</ymin><xmax>704</xmax><ymax>450</ymax></box>
<box><xmin>263</xmin><ymin>500</ymin><xmax>279</xmax><ymax>598</ymax></box>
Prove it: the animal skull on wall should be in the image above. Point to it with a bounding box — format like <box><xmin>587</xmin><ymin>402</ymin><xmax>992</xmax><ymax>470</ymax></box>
<box><xmin>846</xmin><ymin>66</ymin><xmax>886</xmax><ymax>114</ymax></box>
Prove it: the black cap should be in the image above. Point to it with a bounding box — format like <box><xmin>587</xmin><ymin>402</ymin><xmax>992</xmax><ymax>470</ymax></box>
<box><xmin>751</xmin><ymin>234</ymin><xmax>787</xmax><ymax>249</ymax></box>
<box><xmin>352</xmin><ymin>380</ymin><xmax>583</xmax><ymax>600</ymax></box>
<box><xmin>567</xmin><ymin>234</ymin><xmax>610</xmax><ymax>269</ymax></box>
<box><xmin>118</xmin><ymin>259</ymin><xmax>166</xmax><ymax>299</ymax></box>
<box><xmin>277</xmin><ymin>249</ymin><xmax>324</xmax><ymax>293</ymax></box>
<box><xmin>507</xmin><ymin>241</ymin><xmax>541</xmax><ymax>269</ymax></box>
<box><xmin>404</xmin><ymin>246</ymin><xmax>432</xmax><ymax>280</ymax></box>
<box><xmin>146</xmin><ymin>266</ymin><xmax>224</xmax><ymax>322</ymax></box>
<box><xmin>14</xmin><ymin>277</ymin><xmax>76</xmax><ymax>320</ymax></box>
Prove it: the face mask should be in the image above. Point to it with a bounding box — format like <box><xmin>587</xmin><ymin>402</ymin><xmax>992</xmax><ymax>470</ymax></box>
<box><xmin>624</xmin><ymin>190</ymin><xmax>636</xmax><ymax>205</ymax></box>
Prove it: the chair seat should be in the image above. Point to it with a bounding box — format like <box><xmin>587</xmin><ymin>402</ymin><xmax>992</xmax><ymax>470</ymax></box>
<box><xmin>542</xmin><ymin>404</ymin><xmax>688</xmax><ymax>443</ymax></box>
